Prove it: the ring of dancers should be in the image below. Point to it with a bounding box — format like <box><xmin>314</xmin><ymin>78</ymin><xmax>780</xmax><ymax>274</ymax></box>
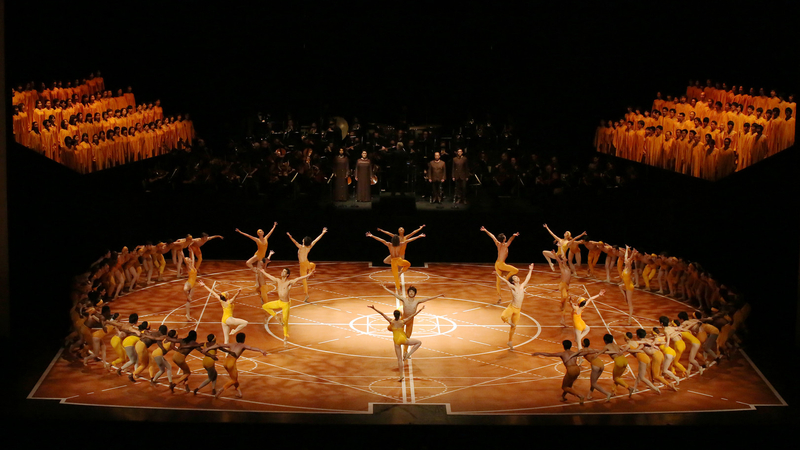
<box><xmin>570</xmin><ymin>289</ymin><xmax>605</xmax><ymax>350</ymax></box>
<box><xmin>533</xmin><ymin>340</ymin><xmax>585</xmax><ymax>405</ymax></box>
<box><xmin>259</xmin><ymin>267</ymin><xmax>315</xmax><ymax>346</ymax></box>
<box><xmin>366</xmin><ymin>230</ymin><xmax>425</xmax><ymax>293</ymax></box>
<box><xmin>368</xmin><ymin>304</ymin><xmax>425</xmax><ymax>382</ymax></box>
<box><xmin>542</xmin><ymin>224</ymin><xmax>586</xmax><ymax>272</ymax></box>
<box><xmin>480</xmin><ymin>226</ymin><xmax>519</xmax><ymax>303</ymax></box>
<box><xmin>236</xmin><ymin>223</ymin><xmax>277</xmax><ymax>287</ymax></box>
<box><xmin>497</xmin><ymin>263</ymin><xmax>534</xmax><ymax>350</ymax></box>
<box><xmin>199</xmin><ymin>281</ymin><xmax>247</xmax><ymax>344</ymax></box>
<box><xmin>286</xmin><ymin>227</ymin><xmax>327</xmax><ymax>302</ymax></box>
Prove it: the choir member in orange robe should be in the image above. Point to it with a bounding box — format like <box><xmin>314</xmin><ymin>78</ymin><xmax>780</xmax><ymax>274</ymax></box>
<box><xmin>184</xmin><ymin>113</ymin><xmax>196</xmax><ymax>145</ymax></box>
<box><xmin>624</xmin><ymin>123</ymin><xmax>637</xmax><ymax>160</ymax></box>
<box><xmin>721</xmin><ymin>121</ymin><xmax>739</xmax><ymax>151</ymax></box>
<box><xmin>663</xmin><ymin>109</ymin><xmax>677</xmax><ymax>136</ymax></box>
<box><xmin>612</xmin><ymin>121</ymin><xmax>626</xmax><ymax>157</ymax></box>
<box><xmin>27</xmin><ymin>122</ymin><xmax>43</xmax><ymax>154</ymax></box>
<box><xmin>674</xmin><ymin>130</ymin><xmax>689</xmax><ymax>173</ymax></box>
<box><xmin>700</xmin><ymin>135</ymin><xmax>718</xmax><ymax>180</ymax></box>
<box><xmin>737</xmin><ymin>123</ymin><xmax>754</xmax><ymax>171</ymax></box>
<box><xmin>750</xmin><ymin>125</ymin><xmax>769</xmax><ymax>166</ymax></box>
<box><xmin>593</xmin><ymin>120</ymin><xmax>606</xmax><ymax>152</ymax></box>
<box><xmin>661</xmin><ymin>131</ymin><xmax>674</xmax><ymax>170</ymax></box>
<box><xmin>689</xmin><ymin>132</ymin><xmax>706</xmax><ymax>178</ymax></box>
<box><xmin>153</xmin><ymin>99</ymin><xmax>164</xmax><ymax>121</ymax></box>
<box><xmin>124</xmin><ymin>86</ymin><xmax>136</xmax><ymax>109</ymax></box>
<box><xmin>715</xmin><ymin>138</ymin><xmax>737</xmax><ymax>180</ymax></box>
<box><xmin>780</xmin><ymin>108</ymin><xmax>795</xmax><ymax>151</ymax></box>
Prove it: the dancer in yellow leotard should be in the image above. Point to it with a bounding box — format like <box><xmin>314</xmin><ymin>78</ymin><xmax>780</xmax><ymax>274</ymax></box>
<box><xmin>641</xmin><ymin>254</ymin><xmax>658</xmax><ymax>291</ymax></box>
<box><xmin>652</xmin><ymin>328</ymin><xmax>682</xmax><ymax>387</ymax></box>
<box><xmin>207</xmin><ymin>332</ymin><xmax>268</xmax><ymax>399</ymax></box>
<box><xmin>570</xmin><ymin>289</ymin><xmax>605</xmax><ymax>350</ymax></box>
<box><xmin>660</xmin><ymin>316</ymin><xmax>687</xmax><ymax>378</ymax></box>
<box><xmin>236</xmin><ymin>223</ymin><xmax>277</xmax><ymax>287</ymax></box>
<box><xmin>153</xmin><ymin>242</ymin><xmax>170</xmax><ymax>281</ymax></box>
<box><xmin>188</xmin><ymin>232</ymin><xmax>223</xmax><ymax>272</ymax></box>
<box><xmin>481</xmin><ymin>226</ymin><xmax>520</xmax><ymax>303</ymax></box>
<box><xmin>118</xmin><ymin>317</ymin><xmax>145</xmax><ymax>379</ymax></box>
<box><xmin>287</xmin><ymin>227</ymin><xmax>327</xmax><ymax>302</ymax></box>
<box><xmin>368</xmin><ymin>305</ymin><xmax>425</xmax><ymax>382</ymax></box>
<box><xmin>600</xmin><ymin>333</ymin><xmax>635</xmax><ymax>398</ymax></box>
<box><xmin>625</xmin><ymin>331</ymin><xmax>661</xmax><ymax>394</ymax></box>
<box><xmin>183</xmin><ymin>252</ymin><xmax>198</xmax><ymax>321</ymax></box>
<box><xmin>168</xmin><ymin>330</ymin><xmax>212</xmax><ymax>393</ymax></box>
<box><xmin>619</xmin><ymin>246</ymin><xmax>636</xmax><ymax>325</ymax></box>
<box><xmin>542</xmin><ymin>224</ymin><xmax>586</xmax><ymax>272</ymax></box>
<box><xmin>150</xmin><ymin>329</ymin><xmax>177</xmax><ymax>386</ymax></box>
<box><xmin>367</xmin><ymin>231</ymin><xmax>425</xmax><ymax>294</ymax></box>
<box><xmin>637</xmin><ymin>328</ymin><xmax>677</xmax><ymax>391</ymax></box>
<box><xmin>677</xmin><ymin>312</ymin><xmax>706</xmax><ymax>375</ymax></box>
<box><xmin>583</xmin><ymin>240</ymin><xmax>604</xmax><ymax>278</ymax></box>
<box><xmin>199</xmin><ymin>281</ymin><xmax>247</xmax><ymax>344</ymax></box>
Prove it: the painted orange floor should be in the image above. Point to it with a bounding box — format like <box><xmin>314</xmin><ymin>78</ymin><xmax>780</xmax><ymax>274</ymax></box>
<box><xmin>34</xmin><ymin>260</ymin><xmax>785</xmax><ymax>417</ymax></box>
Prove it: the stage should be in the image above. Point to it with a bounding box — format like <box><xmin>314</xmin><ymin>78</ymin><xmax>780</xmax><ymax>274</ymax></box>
<box><xmin>32</xmin><ymin>261</ymin><xmax>785</xmax><ymax>424</ymax></box>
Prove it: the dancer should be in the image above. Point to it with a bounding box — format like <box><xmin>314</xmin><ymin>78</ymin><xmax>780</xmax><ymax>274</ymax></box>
<box><xmin>255</xmin><ymin>251</ymin><xmax>276</xmax><ymax>302</ymax></box>
<box><xmin>497</xmin><ymin>264</ymin><xmax>534</xmax><ymax>350</ymax></box>
<box><xmin>286</xmin><ymin>227</ymin><xmax>327</xmax><ymax>302</ymax></box>
<box><xmin>677</xmin><ymin>311</ymin><xmax>707</xmax><ymax>374</ymax></box>
<box><xmin>194</xmin><ymin>334</ymin><xmax>220</xmax><ymax>395</ymax></box>
<box><xmin>542</xmin><ymin>224</ymin><xmax>586</xmax><ymax>272</ymax></box>
<box><xmin>600</xmin><ymin>333</ymin><xmax>635</xmax><ymax>398</ymax></box>
<box><xmin>170</xmin><ymin>235</ymin><xmax>194</xmax><ymax>278</ymax></box>
<box><xmin>189</xmin><ymin>232</ymin><xmax>223</xmax><ymax>272</ymax></box>
<box><xmin>570</xmin><ymin>289</ymin><xmax>605</xmax><ymax>350</ymax></box>
<box><xmin>150</xmin><ymin>329</ymin><xmax>177</xmax><ymax>386</ymax></box>
<box><xmin>367</xmin><ymin>304</ymin><xmax>425</xmax><ymax>382</ymax></box>
<box><xmin>532</xmin><ymin>340</ymin><xmax>585</xmax><ymax>405</ymax></box>
<box><xmin>208</xmin><ymin>332</ymin><xmax>268</xmax><ymax>399</ymax></box>
<box><xmin>568</xmin><ymin>338</ymin><xmax>613</xmax><ymax>402</ymax></box>
<box><xmin>376</xmin><ymin>225</ymin><xmax>425</xmax><ymax>266</ymax></box>
<box><xmin>619</xmin><ymin>246</ymin><xmax>635</xmax><ymax>325</ymax></box>
<box><xmin>259</xmin><ymin>267</ymin><xmax>315</xmax><ymax>346</ymax></box>
<box><xmin>635</xmin><ymin>328</ymin><xmax>677</xmax><ymax>391</ymax></box>
<box><xmin>381</xmin><ymin>284</ymin><xmax>443</xmax><ymax>340</ymax></box>
<box><xmin>82</xmin><ymin>306</ymin><xmax>115</xmax><ymax>368</ymax></box>
<box><xmin>583</xmin><ymin>240</ymin><xmax>604</xmax><ymax>278</ymax></box>
<box><xmin>566</xmin><ymin>236</ymin><xmax>584</xmax><ymax>276</ymax></box>
<box><xmin>199</xmin><ymin>281</ymin><xmax>247</xmax><ymax>344</ymax></box>
<box><xmin>480</xmin><ymin>226</ymin><xmax>519</xmax><ymax>303</ymax></box>
<box><xmin>660</xmin><ymin>316</ymin><xmax>688</xmax><ymax>378</ymax></box>
<box><xmin>555</xmin><ymin>252</ymin><xmax>573</xmax><ymax>326</ymax></box>
<box><xmin>651</xmin><ymin>327</ymin><xmax>682</xmax><ymax>387</ymax></box>
<box><xmin>118</xmin><ymin>320</ymin><xmax>146</xmax><ymax>379</ymax></box>
<box><xmin>602</xmin><ymin>243</ymin><xmax>619</xmax><ymax>283</ymax></box>
<box><xmin>182</xmin><ymin>252</ymin><xmax>198</xmax><ymax>321</ymax></box>
<box><xmin>236</xmin><ymin>223</ymin><xmax>277</xmax><ymax>287</ymax></box>
<box><xmin>168</xmin><ymin>330</ymin><xmax>213</xmax><ymax>393</ymax></box>
<box><xmin>624</xmin><ymin>332</ymin><xmax>661</xmax><ymax>394</ymax></box>
<box><xmin>366</xmin><ymin>231</ymin><xmax>426</xmax><ymax>293</ymax></box>
<box><xmin>131</xmin><ymin>323</ymin><xmax>166</xmax><ymax>381</ymax></box>
<box><xmin>154</xmin><ymin>241</ymin><xmax>170</xmax><ymax>282</ymax></box>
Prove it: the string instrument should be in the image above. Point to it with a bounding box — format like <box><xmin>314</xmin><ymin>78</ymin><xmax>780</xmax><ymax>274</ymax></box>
<box><xmin>370</xmin><ymin>175</ymin><xmax>378</xmax><ymax>185</ymax></box>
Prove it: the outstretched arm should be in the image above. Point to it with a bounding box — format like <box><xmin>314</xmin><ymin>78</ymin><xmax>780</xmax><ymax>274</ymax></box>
<box><xmin>573</xmin><ymin>231</ymin><xmax>588</xmax><ymax>241</ymax></box>
<box><xmin>480</xmin><ymin>226</ymin><xmax>500</xmax><ymax>245</ymax></box>
<box><xmin>532</xmin><ymin>351</ymin><xmax>561</xmax><ymax>357</ymax></box>
<box><xmin>366</xmin><ymin>232</ymin><xmax>390</xmax><ymax>246</ymax></box>
<box><xmin>309</xmin><ymin>227</ymin><xmax>327</xmax><ymax>248</ymax></box>
<box><xmin>245</xmin><ymin>344</ymin><xmax>269</xmax><ymax>356</ymax></box>
<box><xmin>417</xmin><ymin>294</ymin><xmax>444</xmax><ymax>304</ymax></box>
<box><xmin>235</xmin><ymin>228</ymin><xmax>258</xmax><ymax>243</ymax></box>
<box><xmin>290</xmin><ymin>271</ymin><xmax>315</xmax><ymax>285</ymax></box>
<box><xmin>367</xmin><ymin>305</ymin><xmax>392</xmax><ymax>323</ymax></box>
<box><xmin>404</xmin><ymin>233</ymin><xmax>426</xmax><ymax>245</ymax></box>
<box><xmin>506</xmin><ymin>232</ymin><xmax>520</xmax><ymax>246</ymax></box>
<box><xmin>377</xmin><ymin>228</ymin><xmax>395</xmax><ymax>238</ymax></box>
<box><xmin>521</xmin><ymin>263</ymin><xmax>534</xmax><ymax>287</ymax></box>
<box><xmin>265</xmin><ymin>222</ymin><xmax>278</xmax><ymax>239</ymax></box>
<box><xmin>197</xmin><ymin>281</ymin><xmax>220</xmax><ymax>300</ymax></box>
<box><xmin>286</xmin><ymin>232</ymin><xmax>301</xmax><ymax>248</ymax></box>
<box><xmin>406</xmin><ymin>224</ymin><xmax>426</xmax><ymax>239</ymax></box>
<box><xmin>259</xmin><ymin>269</ymin><xmax>280</xmax><ymax>283</ymax></box>
<box><xmin>587</xmin><ymin>289</ymin><xmax>606</xmax><ymax>304</ymax></box>
<box><xmin>228</xmin><ymin>289</ymin><xmax>242</xmax><ymax>303</ymax></box>
<box><xmin>543</xmin><ymin>224</ymin><xmax>560</xmax><ymax>240</ymax></box>
<box><xmin>381</xmin><ymin>284</ymin><xmax>406</xmax><ymax>302</ymax></box>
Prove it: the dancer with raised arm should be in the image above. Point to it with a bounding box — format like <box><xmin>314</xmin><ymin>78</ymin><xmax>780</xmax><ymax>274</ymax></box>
<box><xmin>533</xmin><ymin>340</ymin><xmax>585</xmax><ymax>405</ymax></box>
<box><xmin>189</xmin><ymin>232</ymin><xmax>223</xmax><ymax>272</ymax></box>
<box><xmin>259</xmin><ymin>267</ymin><xmax>315</xmax><ymax>346</ymax></box>
<box><xmin>570</xmin><ymin>289</ymin><xmax>605</xmax><ymax>350</ymax></box>
<box><xmin>555</xmin><ymin>252</ymin><xmax>573</xmax><ymax>327</ymax></box>
<box><xmin>497</xmin><ymin>264</ymin><xmax>534</xmax><ymax>350</ymax></box>
<box><xmin>368</xmin><ymin>304</ymin><xmax>425</xmax><ymax>382</ymax></box>
<box><xmin>207</xmin><ymin>332</ymin><xmax>268</xmax><ymax>399</ymax></box>
<box><xmin>480</xmin><ymin>226</ymin><xmax>519</xmax><ymax>303</ymax></box>
<box><xmin>366</xmin><ymin>231</ymin><xmax>425</xmax><ymax>293</ymax></box>
<box><xmin>583</xmin><ymin>240</ymin><xmax>604</xmax><ymax>278</ymax></box>
<box><xmin>236</xmin><ymin>223</ymin><xmax>277</xmax><ymax>287</ymax></box>
<box><xmin>376</xmin><ymin>225</ymin><xmax>425</xmax><ymax>266</ymax></box>
<box><xmin>182</xmin><ymin>251</ymin><xmax>198</xmax><ymax>321</ymax></box>
<box><xmin>199</xmin><ymin>281</ymin><xmax>247</xmax><ymax>344</ymax></box>
<box><xmin>542</xmin><ymin>224</ymin><xmax>586</xmax><ymax>272</ymax></box>
<box><xmin>286</xmin><ymin>227</ymin><xmax>327</xmax><ymax>302</ymax></box>
<box><xmin>381</xmin><ymin>284</ymin><xmax>443</xmax><ymax>341</ymax></box>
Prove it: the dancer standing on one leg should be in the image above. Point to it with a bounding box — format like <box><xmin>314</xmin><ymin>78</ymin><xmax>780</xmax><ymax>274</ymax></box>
<box><xmin>368</xmin><ymin>304</ymin><xmax>425</xmax><ymax>382</ymax></box>
<box><xmin>542</xmin><ymin>224</ymin><xmax>586</xmax><ymax>272</ymax></box>
<box><xmin>259</xmin><ymin>267</ymin><xmax>315</xmax><ymax>346</ymax></box>
<box><xmin>207</xmin><ymin>332</ymin><xmax>268</xmax><ymax>399</ymax></box>
<box><xmin>182</xmin><ymin>251</ymin><xmax>198</xmax><ymax>321</ymax></box>
<box><xmin>570</xmin><ymin>289</ymin><xmax>605</xmax><ymax>350</ymax></box>
<box><xmin>198</xmin><ymin>281</ymin><xmax>247</xmax><ymax>345</ymax></box>
<box><xmin>619</xmin><ymin>246</ymin><xmax>636</xmax><ymax>325</ymax></box>
<box><xmin>555</xmin><ymin>252</ymin><xmax>573</xmax><ymax>327</ymax></box>
<box><xmin>569</xmin><ymin>338</ymin><xmax>613</xmax><ymax>402</ymax></box>
<box><xmin>533</xmin><ymin>340</ymin><xmax>585</xmax><ymax>405</ymax></box>
<box><xmin>189</xmin><ymin>232</ymin><xmax>223</xmax><ymax>273</ymax></box>
<box><xmin>287</xmin><ymin>227</ymin><xmax>327</xmax><ymax>302</ymax></box>
<box><xmin>367</xmin><ymin>231</ymin><xmax>425</xmax><ymax>294</ymax></box>
<box><xmin>236</xmin><ymin>223</ymin><xmax>277</xmax><ymax>288</ymax></box>
<box><xmin>480</xmin><ymin>226</ymin><xmax>519</xmax><ymax>303</ymax></box>
<box><xmin>170</xmin><ymin>235</ymin><xmax>194</xmax><ymax>279</ymax></box>
<box><xmin>498</xmin><ymin>264</ymin><xmax>534</xmax><ymax>350</ymax></box>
